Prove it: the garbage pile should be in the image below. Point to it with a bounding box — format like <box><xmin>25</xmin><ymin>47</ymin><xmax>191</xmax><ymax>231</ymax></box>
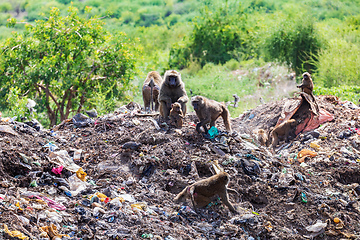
<box><xmin>0</xmin><ymin>96</ymin><xmax>360</xmax><ymax>239</ymax></box>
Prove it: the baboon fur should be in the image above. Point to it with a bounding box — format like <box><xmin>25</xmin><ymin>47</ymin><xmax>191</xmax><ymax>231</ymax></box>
<box><xmin>271</xmin><ymin>119</ymin><xmax>297</xmax><ymax>148</ymax></box>
<box><xmin>174</xmin><ymin>172</ymin><xmax>238</xmax><ymax>213</ymax></box>
<box><xmin>169</xmin><ymin>102</ymin><xmax>184</xmax><ymax>128</ymax></box>
<box><xmin>191</xmin><ymin>95</ymin><xmax>232</xmax><ymax>134</ymax></box>
<box><xmin>142</xmin><ymin>71</ymin><xmax>163</xmax><ymax>111</ymax></box>
<box><xmin>159</xmin><ymin>70</ymin><xmax>188</xmax><ymax>118</ymax></box>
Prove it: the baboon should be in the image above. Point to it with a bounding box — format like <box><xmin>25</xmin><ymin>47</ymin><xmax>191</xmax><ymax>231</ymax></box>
<box><xmin>257</xmin><ymin>129</ymin><xmax>268</xmax><ymax>146</ymax></box>
<box><xmin>297</xmin><ymin>72</ymin><xmax>313</xmax><ymax>96</ymax></box>
<box><xmin>159</xmin><ymin>70</ymin><xmax>188</xmax><ymax>118</ymax></box>
<box><xmin>174</xmin><ymin>172</ymin><xmax>238</xmax><ymax>213</ymax></box>
<box><xmin>142</xmin><ymin>71</ymin><xmax>163</xmax><ymax>111</ymax></box>
<box><xmin>169</xmin><ymin>102</ymin><xmax>184</xmax><ymax>128</ymax></box>
<box><xmin>191</xmin><ymin>95</ymin><xmax>232</xmax><ymax>134</ymax></box>
<box><xmin>271</xmin><ymin>119</ymin><xmax>297</xmax><ymax>148</ymax></box>
<box><xmin>233</xmin><ymin>94</ymin><xmax>240</xmax><ymax>108</ymax></box>
<box><xmin>297</xmin><ymin>72</ymin><xmax>319</xmax><ymax>114</ymax></box>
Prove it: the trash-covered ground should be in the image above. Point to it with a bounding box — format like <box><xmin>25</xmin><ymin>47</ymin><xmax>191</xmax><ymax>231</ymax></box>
<box><xmin>1</xmin><ymin>95</ymin><xmax>360</xmax><ymax>240</ymax></box>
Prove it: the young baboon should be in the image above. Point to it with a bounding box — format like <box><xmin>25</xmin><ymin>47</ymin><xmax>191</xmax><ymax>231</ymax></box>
<box><xmin>271</xmin><ymin>119</ymin><xmax>297</xmax><ymax>148</ymax></box>
<box><xmin>232</xmin><ymin>94</ymin><xmax>240</xmax><ymax>108</ymax></box>
<box><xmin>142</xmin><ymin>71</ymin><xmax>163</xmax><ymax>111</ymax></box>
<box><xmin>191</xmin><ymin>95</ymin><xmax>232</xmax><ymax>134</ymax></box>
<box><xmin>169</xmin><ymin>102</ymin><xmax>184</xmax><ymax>128</ymax></box>
<box><xmin>257</xmin><ymin>129</ymin><xmax>268</xmax><ymax>146</ymax></box>
<box><xmin>174</xmin><ymin>172</ymin><xmax>238</xmax><ymax>213</ymax></box>
<box><xmin>297</xmin><ymin>72</ymin><xmax>313</xmax><ymax>96</ymax></box>
<box><xmin>158</xmin><ymin>70</ymin><xmax>188</xmax><ymax>118</ymax></box>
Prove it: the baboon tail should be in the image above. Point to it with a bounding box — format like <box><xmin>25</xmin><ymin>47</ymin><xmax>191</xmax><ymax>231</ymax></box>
<box><xmin>222</xmin><ymin>106</ymin><xmax>232</xmax><ymax>133</ymax></box>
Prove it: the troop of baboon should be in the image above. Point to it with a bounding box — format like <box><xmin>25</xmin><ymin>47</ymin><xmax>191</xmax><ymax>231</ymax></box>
<box><xmin>141</xmin><ymin>70</ymin><xmax>312</xmax><ymax>213</ymax></box>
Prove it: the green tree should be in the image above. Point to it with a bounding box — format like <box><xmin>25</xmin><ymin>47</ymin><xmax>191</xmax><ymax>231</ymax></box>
<box><xmin>0</xmin><ymin>6</ymin><xmax>136</xmax><ymax>126</ymax></box>
<box><xmin>264</xmin><ymin>15</ymin><xmax>324</xmax><ymax>75</ymax></box>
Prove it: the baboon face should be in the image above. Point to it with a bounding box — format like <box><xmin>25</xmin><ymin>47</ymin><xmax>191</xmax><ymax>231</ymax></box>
<box><xmin>290</xmin><ymin>119</ymin><xmax>297</xmax><ymax>127</ymax></box>
<box><xmin>303</xmin><ymin>72</ymin><xmax>311</xmax><ymax>81</ymax></box>
<box><xmin>168</xmin><ymin>76</ymin><xmax>178</xmax><ymax>87</ymax></box>
<box><xmin>171</xmin><ymin>102</ymin><xmax>182</xmax><ymax>113</ymax></box>
<box><xmin>191</xmin><ymin>96</ymin><xmax>204</xmax><ymax>111</ymax></box>
<box><xmin>165</xmin><ymin>70</ymin><xmax>181</xmax><ymax>88</ymax></box>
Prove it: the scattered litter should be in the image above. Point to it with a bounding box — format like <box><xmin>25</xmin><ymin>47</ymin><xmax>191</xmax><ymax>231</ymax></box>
<box><xmin>0</xmin><ymin>96</ymin><xmax>359</xmax><ymax>239</ymax></box>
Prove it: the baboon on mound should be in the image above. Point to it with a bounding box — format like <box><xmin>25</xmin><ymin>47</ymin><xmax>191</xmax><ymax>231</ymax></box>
<box><xmin>297</xmin><ymin>72</ymin><xmax>313</xmax><ymax>96</ymax></box>
<box><xmin>257</xmin><ymin>129</ymin><xmax>268</xmax><ymax>146</ymax></box>
<box><xmin>191</xmin><ymin>95</ymin><xmax>232</xmax><ymax>134</ymax></box>
<box><xmin>142</xmin><ymin>71</ymin><xmax>163</xmax><ymax>111</ymax></box>
<box><xmin>169</xmin><ymin>102</ymin><xmax>184</xmax><ymax>128</ymax></box>
<box><xmin>271</xmin><ymin>119</ymin><xmax>297</xmax><ymax>148</ymax></box>
<box><xmin>158</xmin><ymin>70</ymin><xmax>188</xmax><ymax>118</ymax></box>
<box><xmin>174</xmin><ymin>172</ymin><xmax>238</xmax><ymax>213</ymax></box>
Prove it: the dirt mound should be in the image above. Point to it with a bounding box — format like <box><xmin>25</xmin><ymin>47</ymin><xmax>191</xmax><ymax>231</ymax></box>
<box><xmin>0</xmin><ymin>95</ymin><xmax>359</xmax><ymax>239</ymax></box>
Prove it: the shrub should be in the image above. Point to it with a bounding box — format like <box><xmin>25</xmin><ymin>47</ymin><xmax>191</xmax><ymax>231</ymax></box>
<box><xmin>264</xmin><ymin>14</ymin><xmax>324</xmax><ymax>75</ymax></box>
<box><xmin>313</xmin><ymin>39</ymin><xmax>360</xmax><ymax>87</ymax></box>
<box><xmin>169</xmin><ymin>6</ymin><xmax>249</xmax><ymax>69</ymax></box>
<box><xmin>0</xmin><ymin>2</ymin><xmax>12</xmax><ymax>12</ymax></box>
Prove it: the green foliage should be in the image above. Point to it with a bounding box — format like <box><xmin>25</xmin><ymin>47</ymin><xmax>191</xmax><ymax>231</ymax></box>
<box><xmin>223</xmin><ymin>59</ymin><xmax>240</xmax><ymax>71</ymax></box>
<box><xmin>0</xmin><ymin>6</ymin><xmax>137</xmax><ymax>127</ymax></box>
<box><xmin>169</xmin><ymin>38</ymin><xmax>193</xmax><ymax>69</ymax></box>
<box><xmin>6</xmin><ymin>87</ymin><xmax>38</xmax><ymax>121</ymax></box>
<box><xmin>313</xmin><ymin>39</ymin><xmax>360</xmax><ymax>88</ymax></box>
<box><xmin>264</xmin><ymin>14</ymin><xmax>324</xmax><ymax>75</ymax></box>
<box><xmin>169</xmin><ymin>5</ymin><xmax>250</xmax><ymax>69</ymax></box>
<box><xmin>56</xmin><ymin>0</ymin><xmax>72</xmax><ymax>4</ymax></box>
<box><xmin>1</xmin><ymin>0</ymin><xmax>360</xmax><ymax>125</ymax></box>
<box><xmin>0</xmin><ymin>2</ymin><xmax>12</xmax><ymax>12</ymax></box>
<box><xmin>314</xmin><ymin>85</ymin><xmax>360</xmax><ymax>103</ymax></box>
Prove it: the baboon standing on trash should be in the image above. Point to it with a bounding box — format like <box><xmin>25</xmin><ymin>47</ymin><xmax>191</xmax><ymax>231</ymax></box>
<box><xmin>191</xmin><ymin>95</ymin><xmax>232</xmax><ymax>134</ymax></box>
<box><xmin>158</xmin><ymin>70</ymin><xmax>188</xmax><ymax>118</ymax></box>
<box><xmin>142</xmin><ymin>71</ymin><xmax>163</xmax><ymax>111</ymax></box>
<box><xmin>174</xmin><ymin>172</ymin><xmax>238</xmax><ymax>213</ymax></box>
<box><xmin>297</xmin><ymin>72</ymin><xmax>313</xmax><ymax>96</ymax></box>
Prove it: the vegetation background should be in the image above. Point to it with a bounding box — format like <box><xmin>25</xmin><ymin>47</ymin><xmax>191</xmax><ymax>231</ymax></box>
<box><xmin>0</xmin><ymin>0</ymin><xmax>359</xmax><ymax>127</ymax></box>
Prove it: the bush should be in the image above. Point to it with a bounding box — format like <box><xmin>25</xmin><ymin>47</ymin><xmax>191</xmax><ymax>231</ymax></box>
<box><xmin>168</xmin><ymin>38</ymin><xmax>193</xmax><ymax>69</ymax></box>
<box><xmin>264</xmin><ymin>14</ymin><xmax>324</xmax><ymax>75</ymax></box>
<box><xmin>314</xmin><ymin>85</ymin><xmax>360</xmax><ymax>103</ymax></box>
<box><xmin>169</xmin><ymin>6</ymin><xmax>249</xmax><ymax>69</ymax></box>
<box><xmin>56</xmin><ymin>0</ymin><xmax>71</xmax><ymax>4</ymax></box>
<box><xmin>0</xmin><ymin>2</ymin><xmax>12</xmax><ymax>12</ymax></box>
<box><xmin>223</xmin><ymin>59</ymin><xmax>240</xmax><ymax>71</ymax></box>
<box><xmin>313</xmin><ymin>39</ymin><xmax>360</xmax><ymax>87</ymax></box>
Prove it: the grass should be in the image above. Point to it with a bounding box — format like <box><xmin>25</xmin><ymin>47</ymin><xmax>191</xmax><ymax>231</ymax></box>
<box><xmin>134</xmin><ymin>60</ymin><xmax>298</xmax><ymax>118</ymax></box>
